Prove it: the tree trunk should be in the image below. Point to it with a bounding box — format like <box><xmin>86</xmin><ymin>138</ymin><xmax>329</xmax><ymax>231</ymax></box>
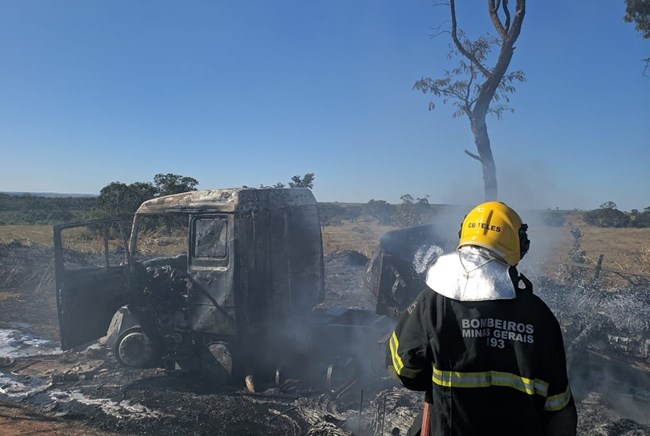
<box><xmin>448</xmin><ymin>0</ymin><xmax>525</xmax><ymax>201</ymax></box>
<box><xmin>470</xmin><ymin>115</ymin><xmax>498</xmax><ymax>200</ymax></box>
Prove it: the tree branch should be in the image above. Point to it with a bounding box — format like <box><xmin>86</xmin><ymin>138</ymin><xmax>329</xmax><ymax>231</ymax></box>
<box><xmin>505</xmin><ymin>0</ymin><xmax>525</xmax><ymax>42</ymax></box>
<box><xmin>429</xmin><ymin>21</ymin><xmax>451</xmax><ymax>39</ymax></box>
<box><xmin>465</xmin><ymin>65</ymin><xmax>475</xmax><ymax>104</ymax></box>
<box><xmin>473</xmin><ymin>0</ymin><xmax>525</xmax><ymax>117</ymax></box>
<box><xmin>450</xmin><ymin>0</ymin><xmax>491</xmax><ymax>78</ymax></box>
<box><xmin>444</xmin><ymin>87</ymin><xmax>467</xmax><ymax>101</ymax></box>
<box><xmin>502</xmin><ymin>0</ymin><xmax>512</xmax><ymax>33</ymax></box>
<box><xmin>488</xmin><ymin>0</ymin><xmax>507</xmax><ymax>38</ymax></box>
<box><xmin>464</xmin><ymin>149</ymin><xmax>482</xmax><ymax>162</ymax></box>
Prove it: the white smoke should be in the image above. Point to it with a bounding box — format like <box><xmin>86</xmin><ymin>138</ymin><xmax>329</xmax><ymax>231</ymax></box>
<box><xmin>413</xmin><ymin>244</ymin><xmax>443</xmax><ymax>275</ymax></box>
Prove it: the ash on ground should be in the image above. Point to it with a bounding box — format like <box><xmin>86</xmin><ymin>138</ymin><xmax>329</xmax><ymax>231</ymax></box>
<box><xmin>1</xmin><ymin>242</ymin><xmax>649</xmax><ymax>435</ymax></box>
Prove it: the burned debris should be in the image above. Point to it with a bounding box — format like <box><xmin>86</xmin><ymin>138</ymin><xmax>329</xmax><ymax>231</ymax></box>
<box><xmin>1</xmin><ymin>189</ymin><xmax>649</xmax><ymax>434</ymax></box>
<box><xmin>52</xmin><ymin>188</ymin><xmax>393</xmax><ymax>391</ymax></box>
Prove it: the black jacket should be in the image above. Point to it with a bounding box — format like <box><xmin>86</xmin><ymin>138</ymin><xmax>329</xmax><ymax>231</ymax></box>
<box><xmin>387</xmin><ymin>284</ymin><xmax>577</xmax><ymax>435</ymax></box>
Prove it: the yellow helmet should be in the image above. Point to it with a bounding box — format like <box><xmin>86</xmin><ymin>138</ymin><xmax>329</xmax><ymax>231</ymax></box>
<box><xmin>457</xmin><ymin>201</ymin><xmax>530</xmax><ymax>266</ymax></box>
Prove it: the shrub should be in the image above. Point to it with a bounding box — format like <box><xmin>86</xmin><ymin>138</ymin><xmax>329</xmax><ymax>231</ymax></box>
<box><xmin>583</xmin><ymin>208</ymin><xmax>630</xmax><ymax>228</ymax></box>
<box><xmin>632</xmin><ymin>211</ymin><xmax>650</xmax><ymax>228</ymax></box>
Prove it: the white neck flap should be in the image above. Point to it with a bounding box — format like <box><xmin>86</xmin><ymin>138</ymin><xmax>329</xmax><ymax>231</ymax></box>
<box><xmin>425</xmin><ymin>246</ymin><xmax>516</xmax><ymax>301</ymax></box>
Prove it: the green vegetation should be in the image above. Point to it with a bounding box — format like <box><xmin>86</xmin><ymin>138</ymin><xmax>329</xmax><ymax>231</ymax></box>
<box><xmin>584</xmin><ymin>208</ymin><xmax>631</xmax><ymax>228</ymax></box>
<box><xmin>288</xmin><ymin>173</ymin><xmax>315</xmax><ymax>189</ymax></box>
<box><xmin>396</xmin><ymin>194</ymin><xmax>434</xmax><ymax>227</ymax></box>
<box><xmin>3</xmin><ymin>187</ymin><xmax>649</xmax><ymax>233</ymax></box>
<box><xmin>89</xmin><ymin>173</ymin><xmax>200</xmax><ymax>221</ymax></box>
<box><xmin>582</xmin><ymin>202</ymin><xmax>650</xmax><ymax>228</ymax></box>
<box><xmin>258</xmin><ymin>173</ymin><xmax>315</xmax><ymax>190</ymax></box>
<box><xmin>624</xmin><ymin>0</ymin><xmax>650</xmax><ymax>71</ymax></box>
<box><xmin>0</xmin><ymin>193</ymin><xmax>95</xmax><ymax>225</ymax></box>
<box><xmin>625</xmin><ymin>0</ymin><xmax>650</xmax><ymax>38</ymax></box>
<box><xmin>0</xmin><ymin>173</ymin><xmax>200</xmax><ymax>225</ymax></box>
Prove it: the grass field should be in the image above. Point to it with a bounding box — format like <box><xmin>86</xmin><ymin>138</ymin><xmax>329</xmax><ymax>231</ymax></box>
<box><xmin>1</xmin><ymin>217</ymin><xmax>648</xmax><ymax>277</ymax></box>
<box><xmin>554</xmin><ymin>213</ymin><xmax>650</xmax><ymax>273</ymax></box>
<box><xmin>0</xmin><ymin>224</ymin><xmax>54</xmax><ymax>246</ymax></box>
<box><xmin>321</xmin><ymin>218</ymin><xmax>396</xmax><ymax>257</ymax></box>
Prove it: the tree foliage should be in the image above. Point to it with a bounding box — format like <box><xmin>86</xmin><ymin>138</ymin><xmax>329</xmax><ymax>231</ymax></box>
<box><xmin>414</xmin><ymin>0</ymin><xmax>526</xmax><ymax>200</ymax></box>
<box><xmin>154</xmin><ymin>173</ymin><xmax>199</xmax><ymax>197</ymax></box>
<box><xmin>624</xmin><ymin>0</ymin><xmax>650</xmax><ymax>72</ymax></box>
<box><xmin>397</xmin><ymin>194</ymin><xmax>434</xmax><ymax>227</ymax></box>
<box><xmin>0</xmin><ymin>193</ymin><xmax>94</xmax><ymax>224</ymax></box>
<box><xmin>414</xmin><ymin>35</ymin><xmax>525</xmax><ymax>121</ymax></box>
<box><xmin>364</xmin><ymin>200</ymin><xmax>395</xmax><ymax>225</ymax></box>
<box><xmin>93</xmin><ymin>173</ymin><xmax>198</xmax><ymax>221</ymax></box>
<box><xmin>94</xmin><ymin>182</ymin><xmax>155</xmax><ymax>220</ymax></box>
<box><xmin>343</xmin><ymin>205</ymin><xmax>363</xmax><ymax>221</ymax></box>
<box><xmin>579</xmin><ymin>202</ymin><xmax>650</xmax><ymax>228</ymax></box>
<box><xmin>318</xmin><ymin>203</ymin><xmax>345</xmax><ymax>228</ymax></box>
<box><xmin>288</xmin><ymin>173</ymin><xmax>315</xmax><ymax>189</ymax></box>
<box><xmin>633</xmin><ymin>210</ymin><xmax>650</xmax><ymax>227</ymax></box>
<box><xmin>599</xmin><ymin>201</ymin><xmax>618</xmax><ymax>210</ymax></box>
<box><xmin>259</xmin><ymin>182</ymin><xmax>287</xmax><ymax>188</ymax></box>
<box><xmin>584</xmin><ymin>207</ymin><xmax>631</xmax><ymax>228</ymax></box>
<box><xmin>258</xmin><ymin>174</ymin><xmax>314</xmax><ymax>190</ymax></box>
<box><xmin>625</xmin><ymin>0</ymin><xmax>650</xmax><ymax>38</ymax></box>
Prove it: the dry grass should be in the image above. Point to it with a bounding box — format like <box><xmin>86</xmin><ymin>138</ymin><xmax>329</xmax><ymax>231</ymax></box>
<box><xmin>321</xmin><ymin>218</ymin><xmax>396</xmax><ymax>258</ymax></box>
<box><xmin>0</xmin><ymin>225</ymin><xmax>53</xmax><ymax>246</ymax></box>
<box><xmin>552</xmin><ymin>213</ymin><xmax>650</xmax><ymax>273</ymax></box>
<box><xmin>1</xmin><ymin>217</ymin><xmax>648</xmax><ymax>278</ymax></box>
<box><xmin>135</xmin><ymin>229</ymin><xmax>187</xmax><ymax>257</ymax></box>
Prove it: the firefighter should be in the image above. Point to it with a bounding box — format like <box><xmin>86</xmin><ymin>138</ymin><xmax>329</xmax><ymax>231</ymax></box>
<box><xmin>387</xmin><ymin>201</ymin><xmax>577</xmax><ymax>436</ymax></box>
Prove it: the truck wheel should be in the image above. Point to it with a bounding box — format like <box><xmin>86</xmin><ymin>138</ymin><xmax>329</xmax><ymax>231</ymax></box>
<box><xmin>201</xmin><ymin>342</ymin><xmax>233</xmax><ymax>384</ymax></box>
<box><xmin>114</xmin><ymin>328</ymin><xmax>158</xmax><ymax>368</ymax></box>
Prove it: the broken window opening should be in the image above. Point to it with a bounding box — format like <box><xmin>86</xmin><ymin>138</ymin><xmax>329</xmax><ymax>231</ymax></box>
<box><xmin>193</xmin><ymin>218</ymin><xmax>228</xmax><ymax>259</ymax></box>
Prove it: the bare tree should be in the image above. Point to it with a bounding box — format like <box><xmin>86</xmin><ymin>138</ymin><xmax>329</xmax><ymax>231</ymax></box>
<box><xmin>414</xmin><ymin>0</ymin><xmax>526</xmax><ymax>200</ymax></box>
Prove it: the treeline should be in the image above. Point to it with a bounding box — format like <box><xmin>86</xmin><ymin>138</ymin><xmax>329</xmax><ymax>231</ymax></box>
<box><xmin>323</xmin><ymin>199</ymin><xmax>650</xmax><ymax>229</ymax></box>
<box><xmin>582</xmin><ymin>202</ymin><xmax>650</xmax><ymax>228</ymax></box>
<box><xmin>0</xmin><ymin>193</ymin><xmax>96</xmax><ymax>224</ymax></box>
<box><xmin>88</xmin><ymin>173</ymin><xmax>200</xmax><ymax>221</ymax></box>
<box><xmin>3</xmin><ymin>185</ymin><xmax>649</xmax><ymax>230</ymax></box>
<box><xmin>91</xmin><ymin>172</ymin><xmax>316</xmax><ymax>222</ymax></box>
<box><xmin>0</xmin><ymin>173</ymin><xmax>200</xmax><ymax>225</ymax></box>
<box><xmin>0</xmin><ymin>172</ymin><xmax>316</xmax><ymax>226</ymax></box>
<box><xmin>320</xmin><ymin>195</ymin><xmax>439</xmax><ymax>228</ymax></box>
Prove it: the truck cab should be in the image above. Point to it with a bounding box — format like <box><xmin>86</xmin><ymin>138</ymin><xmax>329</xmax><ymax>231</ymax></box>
<box><xmin>54</xmin><ymin>188</ymin><xmax>326</xmax><ymax>378</ymax></box>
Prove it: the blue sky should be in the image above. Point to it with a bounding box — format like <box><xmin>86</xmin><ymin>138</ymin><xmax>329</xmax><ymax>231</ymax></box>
<box><xmin>1</xmin><ymin>0</ymin><xmax>648</xmax><ymax>211</ymax></box>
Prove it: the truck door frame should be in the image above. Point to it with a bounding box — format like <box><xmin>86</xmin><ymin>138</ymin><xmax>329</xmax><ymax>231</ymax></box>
<box><xmin>53</xmin><ymin>219</ymin><xmax>131</xmax><ymax>349</ymax></box>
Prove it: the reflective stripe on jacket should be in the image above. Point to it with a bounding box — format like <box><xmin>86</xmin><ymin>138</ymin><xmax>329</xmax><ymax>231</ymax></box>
<box><xmin>387</xmin><ymin>286</ymin><xmax>577</xmax><ymax>435</ymax></box>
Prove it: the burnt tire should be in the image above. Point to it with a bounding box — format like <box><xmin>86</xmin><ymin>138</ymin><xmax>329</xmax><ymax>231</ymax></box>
<box><xmin>114</xmin><ymin>328</ymin><xmax>159</xmax><ymax>368</ymax></box>
<box><xmin>200</xmin><ymin>342</ymin><xmax>233</xmax><ymax>385</ymax></box>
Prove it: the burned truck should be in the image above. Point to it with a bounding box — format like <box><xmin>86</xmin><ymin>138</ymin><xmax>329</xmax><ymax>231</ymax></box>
<box><xmin>365</xmin><ymin>224</ymin><xmax>451</xmax><ymax>319</ymax></box>
<box><xmin>54</xmin><ymin>188</ymin><xmax>393</xmax><ymax>384</ymax></box>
